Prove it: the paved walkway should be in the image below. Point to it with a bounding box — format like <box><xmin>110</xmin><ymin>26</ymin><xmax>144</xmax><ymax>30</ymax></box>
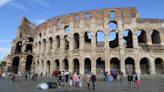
<box><xmin>0</xmin><ymin>76</ymin><xmax>164</xmax><ymax>92</ymax></box>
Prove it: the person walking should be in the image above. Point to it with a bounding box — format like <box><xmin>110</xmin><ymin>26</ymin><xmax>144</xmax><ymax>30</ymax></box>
<box><xmin>87</xmin><ymin>73</ymin><xmax>92</xmax><ymax>89</ymax></box>
<box><xmin>135</xmin><ymin>73</ymin><xmax>140</xmax><ymax>88</ymax></box>
<box><xmin>58</xmin><ymin>74</ymin><xmax>62</xmax><ymax>88</ymax></box>
<box><xmin>127</xmin><ymin>72</ymin><xmax>133</xmax><ymax>88</ymax></box>
<box><xmin>91</xmin><ymin>73</ymin><xmax>96</xmax><ymax>90</ymax></box>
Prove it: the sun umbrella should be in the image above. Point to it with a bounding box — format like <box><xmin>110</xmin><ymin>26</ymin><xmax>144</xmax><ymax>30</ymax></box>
<box><xmin>37</xmin><ymin>83</ymin><xmax>49</xmax><ymax>89</ymax></box>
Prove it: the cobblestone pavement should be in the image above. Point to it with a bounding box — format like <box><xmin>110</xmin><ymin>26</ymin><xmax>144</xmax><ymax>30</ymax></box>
<box><xmin>0</xmin><ymin>76</ymin><xmax>164</xmax><ymax>92</ymax></box>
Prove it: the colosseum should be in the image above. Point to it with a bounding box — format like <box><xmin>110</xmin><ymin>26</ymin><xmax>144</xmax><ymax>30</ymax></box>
<box><xmin>5</xmin><ymin>7</ymin><xmax>164</xmax><ymax>76</ymax></box>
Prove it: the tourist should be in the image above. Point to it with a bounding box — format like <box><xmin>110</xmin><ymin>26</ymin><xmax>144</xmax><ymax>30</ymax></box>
<box><xmin>72</xmin><ymin>72</ymin><xmax>78</xmax><ymax>87</ymax></box>
<box><xmin>135</xmin><ymin>73</ymin><xmax>140</xmax><ymax>88</ymax></box>
<box><xmin>58</xmin><ymin>74</ymin><xmax>62</xmax><ymax>88</ymax></box>
<box><xmin>127</xmin><ymin>72</ymin><xmax>133</xmax><ymax>88</ymax></box>
<box><xmin>91</xmin><ymin>73</ymin><xmax>96</xmax><ymax>90</ymax></box>
<box><xmin>87</xmin><ymin>73</ymin><xmax>92</xmax><ymax>89</ymax></box>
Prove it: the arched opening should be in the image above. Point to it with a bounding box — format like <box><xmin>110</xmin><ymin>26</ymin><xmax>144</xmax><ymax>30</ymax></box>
<box><xmin>63</xmin><ymin>59</ymin><xmax>68</xmax><ymax>70</ymax></box>
<box><xmin>12</xmin><ymin>57</ymin><xmax>19</xmax><ymax>74</ymax></box>
<box><xmin>85</xmin><ymin>12</ymin><xmax>91</xmax><ymax>19</ymax></box>
<box><xmin>140</xmin><ymin>58</ymin><xmax>150</xmax><ymax>74</ymax></box>
<box><xmin>75</xmin><ymin>14</ymin><xmax>80</xmax><ymax>20</ymax></box>
<box><xmin>64</xmin><ymin>35</ymin><xmax>69</xmax><ymax>50</ymax></box>
<box><xmin>155</xmin><ymin>58</ymin><xmax>164</xmax><ymax>74</ymax></box>
<box><xmin>108</xmin><ymin>21</ymin><xmax>118</xmax><ymax>30</ymax></box>
<box><xmin>84</xmin><ymin>31</ymin><xmax>91</xmax><ymax>44</ymax></box>
<box><xmin>47</xmin><ymin>61</ymin><xmax>51</xmax><ymax>74</ymax></box>
<box><xmin>109</xmin><ymin>11</ymin><xmax>116</xmax><ymax>19</ymax></box>
<box><xmin>110</xmin><ymin>58</ymin><xmax>120</xmax><ymax>71</ymax></box>
<box><xmin>54</xmin><ymin>59</ymin><xmax>59</xmax><ymax>70</ymax></box>
<box><xmin>65</xmin><ymin>26</ymin><xmax>70</xmax><ymax>33</ymax></box>
<box><xmin>43</xmin><ymin>39</ymin><xmax>46</xmax><ymax>52</ymax></box>
<box><xmin>73</xmin><ymin>59</ymin><xmax>79</xmax><ymax>73</ymax></box>
<box><xmin>85</xmin><ymin>58</ymin><xmax>91</xmax><ymax>74</ymax></box>
<box><xmin>123</xmin><ymin>29</ymin><xmax>133</xmax><ymax>48</ymax></box>
<box><xmin>56</xmin><ymin>35</ymin><xmax>60</xmax><ymax>48</ymax></box>
<box><xmin>125</xmin><ymin>58</ymin><xmax>135</xmax><ymax>74</ymax></box>
<box><xmin>25</xmin><ymin>44</ymin><xmax>32</xmax><ymax>52</ymax></box>
<box><xmin>39</xmin><ymin>33</ymin><xmax>42</xmax><ymax>38</ymax></box>
<box><xmin>151</xmin><ymin>30</ymin><xmax>161</xmax><ymax>44</ymax></box>
<box><xmin>27</xmin><ymin>37</ymin><xmax>33</xmax><ymax>42</ymax></box>
<box><xmin>57</xmin><ymin>18</ymin><xmax>61</xmax><ymax>25</ymax></box>
<box><xmin>96</xmin><ymin>30</ymin><xmax>104</xmax><ymax>46</ymax></box>
<box><xmin>25</xmin><ymin>55</ymin><xmax>33</xmax><ymax>72</ymax></box>
<box><xmin>137</xmin><ymin>29</ymin><xmax>147</xmax><ymax>44</ymax></box>
<box><xmin>74</xmin><ymin>33</ymin><xmax>79</xmax><ymax>49</ymax></box>
<box><xmin>39</xmin><ymin>41</ymin><xmax>41</xmax><ymax>54</ymax></box>
<box><xmin>49</xmin><ymin>37</ymin><xmax>53</xmax><ymax>51</ymax></box>
<box><xmin>109</xmin><ymin>31</ymin><xmax>119</xmax><ymax>48</ymax></box>
<box><xmin>96</xmin><ymin>58</ymin><xmax>105</xmax><ymax>74</ymax></box>
<box><xmin>15</xmin><ymin>41</ymin><xmax>22</xmax><ymax>53</ymax></box>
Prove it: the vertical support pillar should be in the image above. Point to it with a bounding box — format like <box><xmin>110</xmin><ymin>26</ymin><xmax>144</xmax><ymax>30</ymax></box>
<box><xmin>79</xmin><ymin>58</ymin><xmax>84</xmax><ymax>74</ymax></box>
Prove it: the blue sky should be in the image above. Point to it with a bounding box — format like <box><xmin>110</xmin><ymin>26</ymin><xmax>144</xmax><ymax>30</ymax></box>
<box><xmin>0</xmin><ymin>0</ymin><xmax>164</xmax><ymax>61</ymax></box>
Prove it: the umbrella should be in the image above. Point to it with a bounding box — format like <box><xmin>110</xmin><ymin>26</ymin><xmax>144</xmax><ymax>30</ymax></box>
<box><xmin>37</xmin><ymin>83</ymin><xmax>49</xmax><ymax>89</ymax></box>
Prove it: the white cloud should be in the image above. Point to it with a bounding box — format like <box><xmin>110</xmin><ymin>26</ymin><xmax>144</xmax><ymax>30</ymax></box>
<box><xmin>0</xmin><ymin>0</ymin><xmax>12</xmax><ymax>7</ymax></box>
<box><xmin>35</xmin><ymin>0</ymin><xmax>50</xmax><ymax>8</ymax></box>
<box><xmin>9</xmin><ymin>2</ymin><xmax>28</xmax><ymax>12</ymax></box>
<box><xmin>35</xmin><ymin>19</ymin><xmax>46</xmax><ymax>24</ymax></box>
<box><xmin>0</xmin><ymin>48</ymin><xmax>10</xmax><ymax>60</ymax></box>
<box><xmin>0</xmin><ymin>40</ymin><xmax>12</xmax><ymax>43</ymax></box>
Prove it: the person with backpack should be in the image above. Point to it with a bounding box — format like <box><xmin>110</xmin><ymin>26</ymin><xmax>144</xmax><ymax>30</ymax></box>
<box><xmin>87</xmin><ymin>73</ymin><xmax>92</xmax><ymax>89</ymax></box>
<box><xmin>91</xmin><ymin>73</ymin><xmax>96</xmax><ymax>90</ymax></box>
<box><xmin>135</xmin><ymin>73</ymin><xmax>140</xmax><ymax>88</ymax></box>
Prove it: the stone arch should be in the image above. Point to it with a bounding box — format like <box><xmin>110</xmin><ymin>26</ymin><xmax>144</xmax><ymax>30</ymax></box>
<box><xmin>137</xmin><ymin>29</ymin><xmax>147</xmax><ymax>44</ymax></box>
<box><xmin>85</xmin><ymin>12</ymin><xmax>91</xmax><ymax>19</ymax></box>
<box><xmin>12</xmin><ymin>57</ymin><xmax>19</xmax><ymax>74</ymax></box>
<box><xmin>84</xmin><ymin>31</ymin><xmax>91</xmax><ymax>44</ymax></box>
<box><xmin>151</xmin><ymin>30</ymin><xmax>161</xmax><ymax>44</ymax></box>
<box><xmin>43</xmin><ymin>39</ymin><xmax>46</xmax><ymax>52</ymax></box>
<box><xmin>96</xmin><ymin>30</ymin><xmax>104</xmax><ymax>46</ymax></box>
<box><xmin>65</xmin><ymin>26</ymin><xmax>70</xmax><ymax>33</ymax></box>
<box><xmin>125</xmin><ymin>57</ymin><xmax>135</xmax><ymax>74</ymax></box>
<box><xmin>108</xmin><ymin>21</ymin><xmax>118</xmax><ymax>30</ymax></box>
<box><xmin>109</xmin><ymin>11</ymin><xmax>116</xmax><ymax>19</ymax></box>
<box><xmin>25</xmin><ymin>44</ymin><xmax>32</xmax><ymax>52</ymax></box>
<box><xmin>84</xmin><ymin>58</ymin><xmax>91</xmax><ymax>74</ymax></box>
<box><xmin>27</xmin><ymin>37</ymin><xmax>33</xmax><ymax>42</ymax></box>
<box><xmin>155</xmin><ymin>58</ymin><xmax>164</xmax><ymax>74</ymax></box>
<box><xmin>123</xmin><ymin>29</ymin><xmax>133</xmax><ymax>48</ymax></box>
<box><xmin>15</xmin><ymin>41</ymin><xmax>22</xmax><ymax>53</ymax></box>
<box><xmin>110</xmin><ymin>58</ymin><xmax>120</xmax><ymax>71</ymax></box>
<box><xmin>46</xmin><ymin>60</ymin><xmax>51</xmax><ymax>74</ymax></box>
<box><xmin>54</xmin><ymin>59</ymin><xmax>59</xmax><ymax>70</ymax></box>
<box><xmin>56</xmin><ymin>35</ymin><xmax>60</xmax><ymax>48</ymax></box>
<box><xmin>96</xmin><ymin>57</ymin><xmax>105</xmax><ymax>74</ymax></box>
<box><xmin>109</xmin><ymin>31</ymin><xmax>119</xmax><ymax>48</ymax></box>
<box><xmin>49</xmin><ymin>37</ymin><xmax>53</xmax><ymax>51</ymax></box>
<box><xmin>25</xmin><ymin>55</ymin><xmax>33</xmax><ymax>72</ymax></box>
<box><xmin>39</xmin><ymin>33</ymin><xmax>42</xmax><ymax>38</ymax></box>
<box><xmin>73</xmin><ymin>58</ymin><xmax>80</xmax><ymax>73</ymax></box>
<box><xmin>64</xmin><ymin>35</ymin><xmax>69</xmax><ymax>50</ymax></box>
<box><xmin>140</xmin><ymin>57</ymin><xmax>150</xmax><ymax>74</ymax></box>
<box><xmin>74</xmin><ymin>33</ymin><xmax>80</xmax><ymax>49</ymax></box>
<box><xmin>75</xmin><ymin>14</ymin><xmax>80</xmax><ymax>20</ymax></box>
<box><xmin>63</xmin><ymin>58</ymin><xmax>69</xmax><ymax>70</ymax></box>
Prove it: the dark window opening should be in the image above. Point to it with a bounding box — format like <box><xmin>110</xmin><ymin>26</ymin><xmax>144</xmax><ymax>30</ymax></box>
<box><xmin>74</xmin><ymin>33</ymin><xmax>79</xmax><ymax>49</ymax></box>
<box><xmin>109</xmin><ymin>31</ymin><xmax>119</xmax><ymax>48</ymax></box>
<box><xmin>151</xmin><ymin>30</ymin><xmax>161</xmax><ymax>44</ymax></box>
<box><xmin>123</xmin><ymin>29</ymin><xmax>133</xmax><ymax>48</ymax></box>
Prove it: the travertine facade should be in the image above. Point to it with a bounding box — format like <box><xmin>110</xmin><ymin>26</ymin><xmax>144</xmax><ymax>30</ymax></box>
<box><xmin>6</xmin><ymin>7</ymin><xmax>164</xmax><ymax>75</ymax></box>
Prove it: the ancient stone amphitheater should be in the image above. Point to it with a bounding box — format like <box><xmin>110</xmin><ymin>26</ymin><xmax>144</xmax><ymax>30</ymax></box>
<box><xmin>5</xmin><ymin>7</ymin><xmax>164</xmax><ymax>76</ymax></box>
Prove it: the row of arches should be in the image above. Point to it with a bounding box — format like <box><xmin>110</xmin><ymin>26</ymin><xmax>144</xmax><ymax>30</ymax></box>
<box><xmin>35</xmin><ymin>29</ymin><xmax>161</xmax><ymax>53</ymax></box>
<box><xmin>34</xmin><ymin>57</ymin><xmax>164</xmax><ymax>75</ymax></box>
<box><xmin>11</xmin><ymin>55</ymin><xmax>33</xmax><ymax>73</ymax></box>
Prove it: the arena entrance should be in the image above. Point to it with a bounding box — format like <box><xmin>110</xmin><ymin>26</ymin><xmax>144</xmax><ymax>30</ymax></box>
<box><xmin>46</xmin><ymin>61</ymin><xmax>50</xmax><ymax>74</ymax></box>
<box><xmin>140</xmin><ymin>58</ymin><xmax>150</xmax><ymax>74</ymax></box>
<box><xmin>73</xmin><ymin>59</ymin><xmax>79</xmax><ymax>73</ymax></box>
<box><xmin>125</xmin><ymin>58</ymin><xmax>135</xmax><ymax>74</ymax></box>
<box><xmin>63</xmin><ymin>59</ymin><xmax>68</xmax><ymax>70</ymax></box>
<box><xmin>155</xmin><ymin>58</ymin><xmax>164</xmax><ymax>74</ymax></box>
<box><xmin>12</xmin><ymin>57</ymin><xmax>19</xmax><ymax>74</ymax></box>
<box><xmin>110</xmin><ymin>58</ymin><xmax>120</xmax><ymax>71</ymax></box>
<box><xmin>54</xmin><ymin>60</ymin><xmax>59</xmax><ymax>70</ymax></box>
<box><xmin>25</xmin><ymin>55</ymin><xmax>33</xmax><ymax>72</ymax></box>
<box><xmin>96</xmin><ymin>58</ymin><xmax>105</xmax><ymax>74</ymax></box>
<box><xmin>84</xmin><ymin>58</ymin><xmax>91</xmax><ymax>74</ymax></box>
